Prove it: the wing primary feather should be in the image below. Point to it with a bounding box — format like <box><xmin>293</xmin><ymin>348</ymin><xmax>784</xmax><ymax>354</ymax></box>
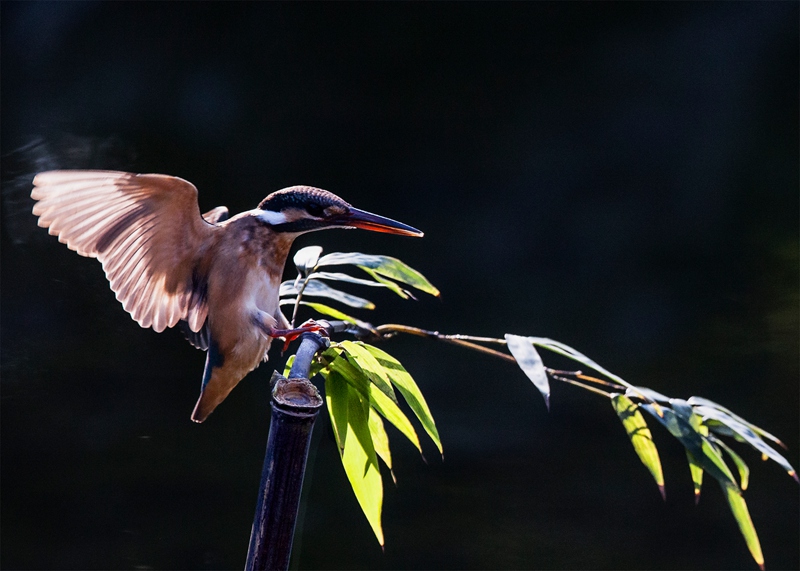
<box><xmin>39</xmin><ymin>190</ymin><xmax>132</xmax><ymax>217</ymax></box>
<box><xmin>45</xmin><ymin>198</ymin><xmax>133</xmax><ymax>240</ymax></box>
<box><xmin>31</xmin><ymin>170</ymin><xmax>215</xmax><ymax>333</ymax></box>
<box><xmin>95</xmin><ymin>203</ymin><xmax>153</xmax><ymax>254</ymax></box>
<box><xmin>103</xmin><ymin>228</ymin><xmax>151</xmax><ymax>278</ymax></box>
<box><xmin>56</xmin><ymin>204</ymin><xmax>146</xmax><ymax>255</ymax></box>
<box><xmin>111</xmin><ymin>237</ymin><xmax>157</xmax><ymax>302</ymax></box>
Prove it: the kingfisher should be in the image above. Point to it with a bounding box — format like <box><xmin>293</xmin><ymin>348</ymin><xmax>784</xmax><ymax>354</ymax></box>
<box><xmin>31</xmin><ymin>170</ymin><xmax>423</xmax><ymax>422</ymax></box>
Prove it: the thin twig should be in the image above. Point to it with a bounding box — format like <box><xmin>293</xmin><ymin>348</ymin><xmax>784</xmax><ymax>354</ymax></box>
<box><xmin>371</xmin><ymin>324</ymin><xmax>637</xmax><ymax>400</ymax></box>
<box><xmin>374</xmin><ymin>324</ymin><xmax>440</xmax><ymax>338</ymax></box>
<box><xmin>575</xmin><ymin>373</ymin><xmax>627</xmax><ymax>391</ymax></box>
<box><xmin>373</xmin><ymin>324</ymin><xmax>624</xmax><ymax>397</ymax></box>
<box><xmin>374</xmin><ymin>324</ymin><xmax>515</xmax><ymax>362</ymax></box>
<box><xmin>440</xmin><ymin>338</ymin><xmax>517</xmax><ymax>363</ymax></box>
<box><xmin>550</xmin><ymin>375</ymin><xmax>613</xmax><ymax>398</ymax></box>
<box><xmin>445</xmin><ymin>334</ymin><xmax>507</xmax><ymax>345</ymax></box>
<box><xmin>291</xmin><ymin>275</ymin><xmax>312</xmax><ymax>327</ymax></box>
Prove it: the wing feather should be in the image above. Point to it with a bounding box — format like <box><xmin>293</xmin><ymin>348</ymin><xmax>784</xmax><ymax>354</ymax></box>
<box><xmin>31</xmin><ymin>170</ymin><xmax>221</xmax><ymax>333</ymax></box>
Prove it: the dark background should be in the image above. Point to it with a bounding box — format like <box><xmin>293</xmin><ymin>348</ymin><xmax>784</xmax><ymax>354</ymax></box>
<box><xmin>2</xmin><ymin>2</ymin><xmax>798</xmax><ymax>570</ymax></box>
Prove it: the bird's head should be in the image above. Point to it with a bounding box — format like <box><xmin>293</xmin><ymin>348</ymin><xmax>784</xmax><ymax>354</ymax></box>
<box><xmin>256</xmin><ymin>186</ymin><xmax>423</xmax><ymax>237</ymax></box>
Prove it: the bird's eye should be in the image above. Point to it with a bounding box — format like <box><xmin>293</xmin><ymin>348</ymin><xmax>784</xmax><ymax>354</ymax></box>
<box><xmin>306</xmin><ymin>203</ymin><xmax>325</xmax><ymax>217</ymax></box>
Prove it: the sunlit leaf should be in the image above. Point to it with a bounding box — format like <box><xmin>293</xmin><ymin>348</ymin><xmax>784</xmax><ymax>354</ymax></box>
<box><xmin>368</xmin><ymin>407</ymin><xmax>396</xmax><ymax>484</ymax></box>
<box><xmin>528</xmin><ymin>337</ymin><xmax>638</xmax><ymax>395</ymax></box>
<box><xmin>712</xmin><ymin>436</ymin><xmax>750</xmax><ymax>491</ymax></box>
<box><xmin>279</xmin><ymin>301</ymin><xmax>358</xmax><ymax>324</ymax></box>
<box><xmin>293</xmin><ymin>245</ymin><xmax>323</xmax><ymax>276</ymax></box>
<box><xmin>624</xmin><ymin>386</ymin><xmax>671</xmax><ymax>404</ymax></box>
<box><xmin>687</xmin><ymin>396</ymin><xmax>787</xmax><ymax>449</ymax></box>
<box><xmin>316</xmin><ymin>252</ymin><xmax>440</xmax><ymax>297</ymax></box>
<box><xmin>308</xmin><ymin>271</ymin><xmax>389</xmax><ymax>288</ymax></box>
<box><xmin>340</xmin><ymin>378</ymin><xmax>384</xmax><ymax>546</ymax></box>
<box><xmin>722</xmin><ymin>482</ymin><xmax>764</xmax><ymax>570</ymax></box>
<box><xmin>362</xmin><ymin>343</ymin><xmax>443</xmax><ymax>456</ymax></box>
<box><xmin>325</xmin><ymin>370</ymin><xmax>350</xmax><ymax>453</ymax></box>
<box><xmin>324</xmin><ymin>370</ymin><xmax>387</xmax><ymax>544</ymax></box>
<box><xmin>506</xmin><ymin>335</ymin><xmax>550</xmax><ymax>410</ymax></box>
<box><xmin>704</xmin><ymin>420</ymin><xmax>747</xmax><ymax>443</ymax></box>
<box><xmin>280</xmin><ymin>280</ymin><xmax>375</xmax><ymax>309</ymax></box>
<box><xmin>687</xmin><ymin>450</ymin><xmax>705</xmax><ymax>504</ymax></box>
<box><xmin>670</xmin><ymin>398</ymin><xmax>701</xmax><ymax>428</ymax></box>
<box><xmin>693</xmin><ymin>404</ymin><xmax>798</xmax><ymax>483</ymax></box>
<box><xmin>505</xmin><ymin>333</ymin><xmax>550</xmax><ymax>410</ymax></box>
<box><xmin>283</xmin><ymin>355</ymin><xmax>295</xmax><ymax>377</ymax></box>
<box><xmin>610</xmin><ymin>394</ymin><xmax>665</xmax><ymax>499</ymax></box>
<box><xmin>359</xmin><ymin>266</ymin><xmax>411</xmax><ymax>299</ymax></box>
<box><xmin>327</xmin><ymin>352</ymin><xmax>423</xmax><ymax>455</ymax></box>
<box><xmin>676</xmin><ymin>401</ymin><xmax>710</xmax><ymax>504</ymax></box>
<box><xmin>302</xmin><ymin>269</ymin><xmax>412</xmax><ymax>300</ymax></box>
<box><xmin>641</xmin><ymin>405</ymin><xmax>738</xmax><ymax>489</ymax></box>
<box><xmin>340</xmin><ymin>340</ymin><xmax>398</xmax><ymax>403</ymax></box>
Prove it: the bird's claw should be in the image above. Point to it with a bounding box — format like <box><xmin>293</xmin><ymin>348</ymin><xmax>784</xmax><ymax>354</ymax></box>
<box><xmin>272</xmin><ymin>319</ymin><xmax>330</xmax><ymax>352</ymax></box>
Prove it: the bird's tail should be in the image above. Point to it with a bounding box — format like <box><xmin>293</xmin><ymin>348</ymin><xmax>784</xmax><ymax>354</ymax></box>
<box><xmin>191</xmin><ymin>341</ymin><xmax>241</xmax><ymax>423</ymax></box>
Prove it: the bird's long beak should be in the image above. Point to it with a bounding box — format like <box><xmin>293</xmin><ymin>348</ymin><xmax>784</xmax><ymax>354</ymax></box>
<box><xmin>341</xmin><ymin>207</ymin><xmax>424</xmax><ymax>237</ymax></box>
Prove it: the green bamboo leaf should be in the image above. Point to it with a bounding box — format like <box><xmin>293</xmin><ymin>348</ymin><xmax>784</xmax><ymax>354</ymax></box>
<box><xmin>687</xmin><ymin>396</ymin><xmax>786</xmax><ymax>449</ymax></box>
<box><xmin>670</xmin><ymin>398</ymin><xmax>704</xmax><ymax>431</ymax></box>
<box><xmin>327</xmin><ymin>352</ymin><xmax>423</xmax><ymax>455</ymax></box>
<box><xmin>528</xmin><ymin>337</ymin><xmax>639</xmax><ymax>395</ymax></box>
<box><xmin>280</xmin><ymin>280</ymin><xmax>375</xmax><ymax>309</ymax></box>
<box><xmin>340</xmin><ymin>340</ymin><xmax>398</xmax><ymax>403</ymax></box>
<box><xmin>309</xmin><ymin>271</ymin><xmax>391</xmax><ymax>289</ymax></box>
<box><xmin>681</xmin><ymin>409</ymin><xmax>710</xmax><ymax>504</ymax></box>
<box><xmin>712</xmin><ymin>436</ymin><xmax>750</xmax><ymax>491</ymax></box>
<box><xmin>687</xmin><ymin>450</ymin><xmax>705</xmax><ymax>504</ymax></box>
<box><xmin>679</xmin><ymin>401</ymin><xmax>710</xmax><ymax>502</ymax></box>
<box><xmin>610</xmin><ymin>394</ymin><xmax>665</xmax><ymax>499</ymax></box>
<box><xmin>283</xmin><ymin>355</ymin><xmax>295</xmax><ymax>377</ymax></box>
<box><xmin>285</xmin><ymin>301</ymin><xmax>360</xmax><ymax>324</ymax></box>
<box><xmin>340</xmin><ymin>380</ymin><xmax>385</xmax><ymax>546</ymax></box>
<box><xmin>624</xmin><ymin>386</ymin><xmax>671</xmax><ymax>404</ymax></box>
<box><xmin>368</xmin><ymin>407</ymin><xmax>396</xmax><ymax>484</ymax></box>
<box><xmin>693</xmin><ymin>405</ymin><xmax>798</xmax><ymax>483</ymax></box>
<box><xmin>324</xmin><ymin>368</ymin><xmax>386</xmax><ymax>542</ymax></box>
<box><xmin>293</xmin><ymin>245</ymin><xmax>323</xmax><ymax>276</ymax></box>
<box><xmin>641</xmin><ymin>405</ymin><xmax>739</xmax><ymax>490</ymax></box>
<box><xmin>361</xmin><ymin>343</ymin><xmax>443</xmax><ymax>456</ymax></box>
<box><xmin>701</xmin><ymin>436</ymin><xmax>737</xmax><ymax>487</ymax></box>
<box><xmin>722</xmin><ymin>482</ymin><xmax>764</xmax><ymax>571</ymax></box>
<box><xmin>358</xmin><ymin>266</ymin><xmax>411</xmax><ymax>299</ymax></box>
<box><xmin>325</xmin><ymin>370</ymin><xmax>350</xmax><ymax>453</ymax></box>
<box><xmin>704</xmin><ymin>420</ymin><xmax>747</xmax><ymax>443</ymax></box>
<box><xmin>316</xmin><ymin>252</ymin><xmax>440</xmax><ymax>297</ymax></box>
<box><xmin>506</xmin><ymin>335</ymin><xmax>550</xmax><ymax>410</ymax></box>
<box><xmin>300</xmin><ymin>268</ymin><xmax>411</xmax><ymax>299</ymax></box>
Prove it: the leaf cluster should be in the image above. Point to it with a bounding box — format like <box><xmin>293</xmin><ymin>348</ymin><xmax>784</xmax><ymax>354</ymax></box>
<box><xmin>284</xmin><ymin>340</ymin><xmax>441</xmax><ymax>545</ymax></box>
<box><xmin>280</xmin><ymin>246</ymin><xmax>439</xmax><ymax>327</ymax></box>
<box><xmin>504</xmin><ymin>335</ymin><xmax>798</xmax><ymax>571</ymax></box>
<box><xmin>279</xmin><ymin>247</ymin><xmax>797</xmax><ymax>569</ymax></box>
<box><xmin>280</xmin><ymin>247</ymin><xmax>442</xmax><ymax>545</ymax></box>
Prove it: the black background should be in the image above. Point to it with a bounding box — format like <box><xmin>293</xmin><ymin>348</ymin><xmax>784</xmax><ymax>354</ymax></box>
<box><xmin>2</xmin><ymin>2</ymin><xmax>798</xmax><ymax>570</ymax></box>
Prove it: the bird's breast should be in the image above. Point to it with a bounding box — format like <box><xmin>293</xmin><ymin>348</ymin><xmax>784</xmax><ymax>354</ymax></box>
<box><xmin>204</xmin><ymin>217</ymin><xmax>295</xmax><ymax>357</ymax></box>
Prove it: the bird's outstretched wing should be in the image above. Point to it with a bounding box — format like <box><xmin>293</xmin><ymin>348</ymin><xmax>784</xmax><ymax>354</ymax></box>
<box><xmin>32</xmin><ymin>170</ymin><xmax>220</xmax><ymax>333</ymax></box>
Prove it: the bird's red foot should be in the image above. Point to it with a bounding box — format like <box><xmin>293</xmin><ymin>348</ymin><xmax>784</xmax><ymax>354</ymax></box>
<box><xmin>272</xmin><ymin>320</ymin><xmax>329</xmax><ymax>352</ymax></box>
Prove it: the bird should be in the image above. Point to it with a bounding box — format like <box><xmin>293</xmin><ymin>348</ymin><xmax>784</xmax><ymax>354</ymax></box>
<box><xmin>30</xmin><ymin>170</ymin><xmax>423</xmax><ymax>422</ymax></box>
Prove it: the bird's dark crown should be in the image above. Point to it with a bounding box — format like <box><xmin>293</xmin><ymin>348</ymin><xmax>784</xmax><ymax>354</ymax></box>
<box><xmin>258</xmin><ymin>186</ymin><xmax>350</xmax><ymax>213</ymax></box>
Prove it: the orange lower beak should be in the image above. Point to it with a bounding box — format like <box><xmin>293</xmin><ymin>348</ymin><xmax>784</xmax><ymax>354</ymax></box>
<box><xmin>342</xmin><ymin>207</ymin><xmax>424</xmax><ymax>237</ymax></box>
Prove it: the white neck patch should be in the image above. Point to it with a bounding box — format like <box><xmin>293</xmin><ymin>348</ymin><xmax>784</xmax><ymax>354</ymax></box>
<box><xmin>255</xmin><ymin>209</ymin><xmax>289</xmax><ymax>226</ymax></box>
